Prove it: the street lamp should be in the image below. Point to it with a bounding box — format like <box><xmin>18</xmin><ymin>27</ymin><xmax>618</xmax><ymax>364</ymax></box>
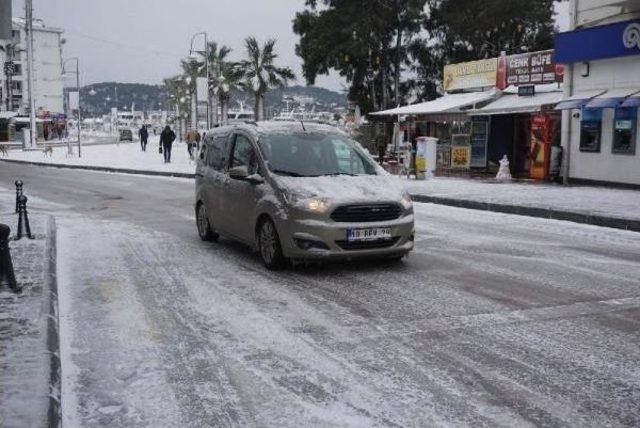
<box><xmin>189</xmin><ymin>31</ymin><xmax>212</xmax><ymax>129</ymax></box>
<box><xmin>62</xmin><ymin>57</ymin><xmax>82</xmax><ymax>157</ymax></box>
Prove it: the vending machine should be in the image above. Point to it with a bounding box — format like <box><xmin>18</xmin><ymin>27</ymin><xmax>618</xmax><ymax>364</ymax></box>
<box><xmin>529</xmin><ymin>114</ymin><xmax>553</xmax><ymax>180</ymax></box>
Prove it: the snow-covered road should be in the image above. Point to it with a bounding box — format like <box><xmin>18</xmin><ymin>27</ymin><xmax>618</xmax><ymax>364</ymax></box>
<box><xmin>2</xmin><ymin>162</ymin><xmax>639</xmax><ymax>427</ymax></box>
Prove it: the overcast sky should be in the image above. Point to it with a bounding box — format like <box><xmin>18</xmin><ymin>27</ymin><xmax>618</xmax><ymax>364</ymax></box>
<box><xmin>15</xmin><ymin>0</ymin><xmax>570</xmax><ymax>92</ymax></box>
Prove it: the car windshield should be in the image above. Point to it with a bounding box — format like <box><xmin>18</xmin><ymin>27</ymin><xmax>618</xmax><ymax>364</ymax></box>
<box><xmin>258</xmin><ymin>132</ymin><xmax>378</xmax><ymax>177</ymax></box>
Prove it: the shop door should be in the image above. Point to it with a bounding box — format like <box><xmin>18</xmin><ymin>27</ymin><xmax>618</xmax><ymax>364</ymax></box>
<box><xmin>513</xmin><ymin>115</ymin><xmax>531</xmax><ymax>178</ymax></box>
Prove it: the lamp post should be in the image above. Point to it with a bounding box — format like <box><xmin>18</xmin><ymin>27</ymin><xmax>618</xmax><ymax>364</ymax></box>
<box><xmin>189</xmin><ymin>31</ymin><xmax>212</xmax><ymax>129</ymax></box>
<box><xmin>63</xmin><ymin>58</ymin><xmax>81</xmax><ymax>157</ymax></box>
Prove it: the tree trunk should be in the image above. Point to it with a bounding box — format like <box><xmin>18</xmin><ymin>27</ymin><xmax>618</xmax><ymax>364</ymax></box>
<box><xmin>394</xmin><ymin>24</ymin><xmax>402</xmax><ymax>105</ymax></box>
<box><xmin>381</xmin><ymin>54</ymin><xmax>389</xmax><ymax>110</ymax></box>
<box><xmin>220</xmin><ymin>94</ymin><xmax>229</xmax><ymax>125</ymax></box>
<box><xmin>255</xmin><ymin>94</ymin><xmax>265</xmax><ymax>121</ymax></box>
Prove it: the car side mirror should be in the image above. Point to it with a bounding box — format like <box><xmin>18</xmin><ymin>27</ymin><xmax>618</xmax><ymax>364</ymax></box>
<box><xmin>228</xmin><ymin>165</ymin><xmax>249</xmax><ymax>180</ymax></box>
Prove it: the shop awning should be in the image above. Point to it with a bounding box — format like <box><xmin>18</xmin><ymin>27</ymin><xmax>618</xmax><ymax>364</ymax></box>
<box><xmin>369</xmin><ymin>90</ymin><xmax>497</xmax><ymax>117</ymax></box>
<box><xmin>554</xmin><ymin>90</ymin><xmax>606</xmax><ymax>110</ymax></box>
<box><xmin>620</xmin><ymin>94</ymin><xmax>640</xmax><ymax>108</ymax></box>
<box><xmin>585</xmin><ymin>88</ymin><xmax>640</xmax><ymax>108</ymax></box>
<box><xmin>471</xmin><ymin>91</ymin><xmax>564</xmax><ymax>115</ymax></box>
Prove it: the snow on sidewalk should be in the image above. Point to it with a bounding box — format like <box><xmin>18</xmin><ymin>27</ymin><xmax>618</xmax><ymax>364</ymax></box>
<box><xmin>405</xmin><ymin>177</ymin><xmax>640</xmax><ymax>221</ymax></box>
<box><xmin>5</xmin><ymin>137</ymin><xmax>196</xmax><ymax>175</ymax></box>
<box><xmin>0</xmin><ymin>190</ymin><xmax>55</xmax><ymax>427</ymax></box>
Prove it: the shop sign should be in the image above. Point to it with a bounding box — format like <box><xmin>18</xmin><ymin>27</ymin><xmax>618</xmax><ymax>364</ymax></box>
<box><xmin>518</xmin><ymin>86</ymin><xmax>536</xmax><ymax>97</ymax></box>
<box><xmin>555</xmin><ymin>19</ymin><xmax>640</xmax><ymax>63</ymax></box>
<box><xmin>443</xmin><ymin>58</ymin><xmax>498</xmax><ymax>92</ymax></box>
<box><xmin>451</xmin><ymin>145</ymin><xmax>471</xmax><ymax>168</ymax></box>
<box><xmin>505</xmin><ymin>50</ymin><xmax>562</xmax><ymax>86</ymax></box>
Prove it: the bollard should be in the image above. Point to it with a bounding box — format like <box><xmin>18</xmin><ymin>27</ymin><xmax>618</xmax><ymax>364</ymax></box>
<box><xmin>15</xmin><ymin>195</ymin><xmax>34</xmax><ymax>240</ymax></box>
<box><xmin>15</xmin><ymin>180</ymin><xmax>23</xmax><ymax>214</ymax></box>
<box><xmin>0</xmin><ymin>224</ymin><xmax>19</xmax><ymax>291</ymax></box>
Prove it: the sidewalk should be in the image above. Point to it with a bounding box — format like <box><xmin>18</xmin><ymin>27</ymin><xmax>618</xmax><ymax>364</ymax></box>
<box><xmin>406</xmin><ymin>177</ymin><xmax>640</xmax><ymax>231</ymax></box>
<box><xmin>2</xmin><ymin>136</ymin><xmax>195</xmax><ymax>177</ymax></box>
<box><xmin>0</xmin><ymin>192</ymin><xmax>59</xmax><ymax>427</ymax></box>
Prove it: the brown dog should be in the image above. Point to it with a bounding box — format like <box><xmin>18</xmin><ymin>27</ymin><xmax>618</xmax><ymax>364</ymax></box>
<box><xmin>43</xmin><ymin>146</ymin><xmax>53</xmax><ymax>157</ymax></box>
<box><xmin>0</xmin><ymin>145</ymin><xmax>8</xmax><ymax>157</ymax></box>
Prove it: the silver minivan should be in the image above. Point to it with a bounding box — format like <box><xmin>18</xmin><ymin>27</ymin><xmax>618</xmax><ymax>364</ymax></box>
<box><xmin>195</xmin><ymin>121</ymin><xmax>414</xmax><ymax>269</ymax></box>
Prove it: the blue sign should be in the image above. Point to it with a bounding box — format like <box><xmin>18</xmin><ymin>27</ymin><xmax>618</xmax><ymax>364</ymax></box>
<box><xmin>555</xmin><ymin>19</ymin><xmax>640</xmax><ymax>63</ymax></box>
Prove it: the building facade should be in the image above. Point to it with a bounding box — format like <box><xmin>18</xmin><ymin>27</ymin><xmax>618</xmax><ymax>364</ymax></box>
<box><xmin>0</xmin><ymin>18</ymin><xmax>64</xmax><ymax>116</ymax></box>
<box><xmin>556</xmin><ymin>0</ymin><xmax>640</xmax><ymax>186</ymax></box>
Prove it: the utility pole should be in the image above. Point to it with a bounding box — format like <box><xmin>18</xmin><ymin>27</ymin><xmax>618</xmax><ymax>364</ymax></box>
<box><xmin>24</xmin><ymin>0</ymin><xmax>36</xmax><ymax>149</ymax></box>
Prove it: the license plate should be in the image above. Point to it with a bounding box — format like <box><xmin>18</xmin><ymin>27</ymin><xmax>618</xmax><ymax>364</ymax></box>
<box><xmin>347</xmin><ymin>227</ymin><xmax>392</xmax><ymax>242</ymax></box>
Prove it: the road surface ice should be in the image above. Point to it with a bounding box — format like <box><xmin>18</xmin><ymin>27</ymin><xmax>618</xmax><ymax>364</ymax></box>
<box><xmin>1</xmin><ymin>164</ymin><xmax>639</xmax><ymax>427</ymax></box>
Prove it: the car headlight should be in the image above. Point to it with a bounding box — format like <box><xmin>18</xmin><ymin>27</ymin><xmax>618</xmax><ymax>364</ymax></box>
<box><xmin>401</xmin><ymin>191</ymin><xmax>413</xmax><ymax>211</ymax></box>
<box><xmin>305</xmin><ymin>197</ymin><xmax>331</xmax><ymax>213</ymax></box>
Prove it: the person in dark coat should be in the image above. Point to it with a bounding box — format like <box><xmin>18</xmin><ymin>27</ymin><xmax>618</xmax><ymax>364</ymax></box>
<box><xmin>159</xmin><ymin>125</ymin><xmax>176</xmax><ymax>163</ymax></box>
<box><xmin>139</xmin><ymin>125</ymin><xmax>149</xmax><ymax>151</ymax></box>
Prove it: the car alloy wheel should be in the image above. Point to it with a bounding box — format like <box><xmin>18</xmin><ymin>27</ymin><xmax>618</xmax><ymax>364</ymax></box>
<box><xmin>196</xmin><ymin>203</ymin><xmax>217</xmax><ymax>241</ymax></box>
<box><xmin>259</xmin><ymin>219</ymin><xmax>285</xmax><ymax>269</ymax></box>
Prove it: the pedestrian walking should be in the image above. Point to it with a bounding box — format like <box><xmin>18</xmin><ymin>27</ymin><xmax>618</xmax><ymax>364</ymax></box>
<box><xmin>139</xmin><ymin>125</ymin><xmax>149</xmax><ymax>152</ymax></box>
<box><xmin>159</xmin><ymin>125</ymin><xmax>176</xmax><ymax>163</ymax></box>
<box><xmin>185</xmin><ymin>129</ymin><xmax>200</xmax><ymax>160</ymax></box>
<box><xmin>375</xmin><ymin>123</ymin><xmax>387</xmax><ymax>166</ymax></box>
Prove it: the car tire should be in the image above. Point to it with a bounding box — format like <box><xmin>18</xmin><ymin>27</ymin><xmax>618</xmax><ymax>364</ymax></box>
<box><xmin>258</xmin><ymin>218</ymin><xmax>286</xmax><ymax>270</ymax></box>
<box><xmin>196</xmin><ymin>203</ymin><xmax>218</xmax><ymax>242</ymax></box>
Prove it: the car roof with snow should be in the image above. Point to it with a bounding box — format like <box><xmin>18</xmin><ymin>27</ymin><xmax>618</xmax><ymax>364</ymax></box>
<box><xmin>206</xmin><ymin>120</ymin><xmax>346</xmax><ymax>142</ymax></box>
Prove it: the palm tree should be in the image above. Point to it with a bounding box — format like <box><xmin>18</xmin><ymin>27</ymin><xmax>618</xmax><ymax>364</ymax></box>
<box><xmin>239</xmin><ymin>37</ymin><xmax>295</xmax><ymax>121</ymax></box>
<box><xmin>197</xmin><ymin>42</ymin><xmax>243</xmax><ymax>125</ymax></box>
<box><xmin>179</xmin><ymin>58</ymin><xmax>203</xmax><ymax>128</ymax></box>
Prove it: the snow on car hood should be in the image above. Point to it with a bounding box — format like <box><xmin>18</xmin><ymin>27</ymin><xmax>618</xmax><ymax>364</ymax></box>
<box><xmin>275</xmin><ymin>174</ymin><xmax>409</xmax><ymax>204</ymax></box>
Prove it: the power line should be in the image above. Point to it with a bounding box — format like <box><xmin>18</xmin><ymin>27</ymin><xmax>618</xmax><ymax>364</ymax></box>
<box><xmin>65</xmin><ymin>29</ymin><xmax>186</xmax><ymax>59</ymax></box>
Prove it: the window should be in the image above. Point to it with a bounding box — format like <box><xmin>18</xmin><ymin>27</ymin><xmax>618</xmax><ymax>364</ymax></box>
<box><xmin>259</xmin><ymin>132</ymin><xmax>378</xmax><ymax>177</ymax></box>
<box><xmin>206</xmin><ymin>134</ymin><xmax>228</xmax><ymax>171</ymax></box>
<box><xmin>229</xmin><ymin>134</ymin><xmax>257</xmax><ymax>174</ymax></box>
<box><xmin>579</xmin><ymin>108</ymin><xmax>602</xmax><ymax>152</ymax></box>
<box><xmin>612</xmin><ymin>107</ymin><xmax>637</xmax><ymax>155</ymax></box>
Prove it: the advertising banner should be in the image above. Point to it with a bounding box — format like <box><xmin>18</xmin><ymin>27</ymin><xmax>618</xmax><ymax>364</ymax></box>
<box><xmin>451</xmin><ymin>146</ymin><xmax>471</xmax><ymax>169</ymax></box>
<box><xmin>505</xmin><ymin>50</ymin><xmax>562</xmax><ymax>86</ymax></box>
<box><xmin>196</xmin><ymin>77</ymin><xmax>208</xmax><ymax>101</ymax></box>
<box><xmin>68</xmin><ymin>91</ymin><xmax>79</xmax><ymax>110</ymax></box>
<box><xmin>443</xmin><ymin>58</ymin><xmax>498</xmax><ymax>92</ymax></box>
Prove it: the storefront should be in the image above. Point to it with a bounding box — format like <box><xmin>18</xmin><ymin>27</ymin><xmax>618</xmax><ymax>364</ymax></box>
<box><xmin>555</xmin><ymin>16</ymin><xmax>640</xmax><ymax>186</ymax></box>
<box><xmin>471</xmin><ymin>88</ymin><xmax>564</xmax><ymax>178</ymax></box>
<box><xmin>369</xmin><ymin>90</ymin><xmax>498</xmax><ymax>174</ymax></box>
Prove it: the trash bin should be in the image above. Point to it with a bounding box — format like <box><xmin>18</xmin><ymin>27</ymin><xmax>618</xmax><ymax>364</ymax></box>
<box><xmin>415</xmin><ymin>137</ymin><xmax>438</xmax><ymax>180</ymax></box>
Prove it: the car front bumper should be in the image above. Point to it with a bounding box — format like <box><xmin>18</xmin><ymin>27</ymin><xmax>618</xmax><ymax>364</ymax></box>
<box><xmin>278</xmin><ymin>213</ymin><xmax>415</xmax><ymax>260</ymax></box>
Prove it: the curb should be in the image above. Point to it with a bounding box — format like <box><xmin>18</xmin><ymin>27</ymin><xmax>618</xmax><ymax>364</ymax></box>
<box><xmin>0</xmin><ymin>158</ymin><xmax>195</xmax><ymax>179</ymax></box>
<box><xmin>3</xmin><ymin>158</ymin><xmax>638</xmax><ymax>233</ymax></box>
<box><xmin>45</xmin><ymin>215</ymin><xmax>61</xmax><ymax>427</ymax></box>
<box><xmin>410</xmin><ymin>194</ymin><xmax>640</xmax><ymax>232</ymax></box>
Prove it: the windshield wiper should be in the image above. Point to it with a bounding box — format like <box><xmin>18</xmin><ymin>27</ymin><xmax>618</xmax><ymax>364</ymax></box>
<box><xmin>319</xmin><ymin>172</ymin><xmax>358</xmax><ymax>177</ymax></box>
<box><xmin>271</xmin><ymin>169</ymin><xmax>304</xmax><ymax>177</ymax></box>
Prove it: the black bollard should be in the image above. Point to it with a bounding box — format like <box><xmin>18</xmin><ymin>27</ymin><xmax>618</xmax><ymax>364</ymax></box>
<box><xmin>0</xmin><ymin>224</ymin><xmax>19</xmax><ymax>291</ymax></box>
<box><xmin>15</xmin><ymin>195</ymin><xmax>34</xmax><ymax>240</ymax></box>
<box><xmin>15</xmin><ymin>180</ymin><xmax>23</xmax><ymax>214</ymax></box>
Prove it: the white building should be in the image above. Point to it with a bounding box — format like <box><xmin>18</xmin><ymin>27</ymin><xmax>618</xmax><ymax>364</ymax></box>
<box><xmin>0</xmin><ymin>18</ymin><xmax>64</xmax><ymax>115</ymax></box>
<box><xmin>556</xmin><ymin>0</ymin><xmax>640</xmax><ymax>186</ymax></box>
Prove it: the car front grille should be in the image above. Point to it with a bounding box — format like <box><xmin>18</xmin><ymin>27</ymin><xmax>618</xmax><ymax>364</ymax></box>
<box><xmin>330</xmin><ymin>204</ymin><xmax>402</xmax><ymax>223</ymax></box>
<box><xmin>335</xmin><ymin>237</ymin><xmax>400</xmax><ymax>251</ymax></box>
